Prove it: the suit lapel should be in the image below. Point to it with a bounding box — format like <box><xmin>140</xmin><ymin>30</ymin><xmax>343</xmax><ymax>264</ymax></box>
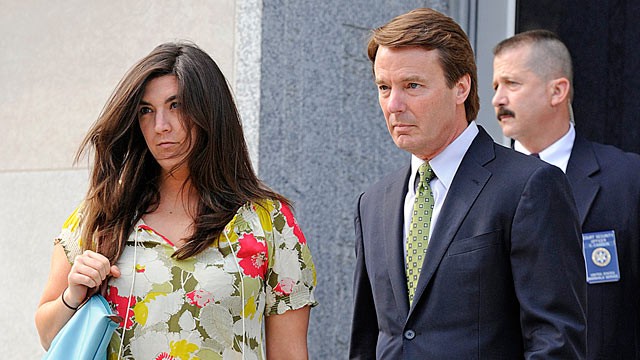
<box><xmin>409</xmin><ymin>128</ymin><xmax>494</xmax><ymax>316</ymax></box>
<box><xmin>383</xmin><ymin>166</ymin><xmax>412</xmax><ymax>316</ymax></box>
<box><xmin>566</xmin><ymin>134</ymin><xmax>600</xmax><ymax>226</ymax></box>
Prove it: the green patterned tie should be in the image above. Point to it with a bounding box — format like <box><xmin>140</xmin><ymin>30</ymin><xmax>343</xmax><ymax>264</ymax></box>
<box><xmin>406</xmin><ymin>162</ymin><xmax>436</xmax><ymax>304</ymax></box>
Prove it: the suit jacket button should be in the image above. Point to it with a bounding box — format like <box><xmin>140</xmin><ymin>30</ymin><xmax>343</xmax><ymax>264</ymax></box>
<box><xmin>404</xmin><ymin>330</ymin><xmax>416</xmax><ymax>340</ymax></box>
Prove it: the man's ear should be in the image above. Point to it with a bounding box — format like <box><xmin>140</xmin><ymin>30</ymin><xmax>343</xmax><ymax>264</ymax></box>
<box><xmin>455</xmin><ymin>73</ymin><xmax>471</xmax><ymax>105</ymax></box>
<box><xmin>550</xmin><ymin>77</ymin><xmax>570</xmax><ymax>106</ymax></box>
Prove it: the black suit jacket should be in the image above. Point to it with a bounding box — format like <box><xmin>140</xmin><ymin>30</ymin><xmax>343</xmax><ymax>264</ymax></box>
<box><xmin>350</xmin><ymin>127</ymin><xmax>587</xmax><ymax>359</ymax></box>
<box><xmin>566</xmin><ymin>133</ymin><xmax>640</xmax><ymax>360</ymax></box>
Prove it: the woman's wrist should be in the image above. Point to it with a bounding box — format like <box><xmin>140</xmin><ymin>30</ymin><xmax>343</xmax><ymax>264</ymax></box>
<box><xmin>60</xmin><ymin>288</ymin><xmax>79</xmax><ymax>311</ymax></box>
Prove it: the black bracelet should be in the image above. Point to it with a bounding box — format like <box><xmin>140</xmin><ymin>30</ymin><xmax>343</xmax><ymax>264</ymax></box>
<box><xmin>61</xmin><ymin>288</ymin><xmax>78</xmax><ymax>311</ymax></box>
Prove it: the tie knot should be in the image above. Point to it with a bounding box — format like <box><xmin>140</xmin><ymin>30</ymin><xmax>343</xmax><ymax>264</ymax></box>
<box><xmin>418</xmin><ymin>162</ymin><xmax>436</xmax><ymax>185</ymax></box>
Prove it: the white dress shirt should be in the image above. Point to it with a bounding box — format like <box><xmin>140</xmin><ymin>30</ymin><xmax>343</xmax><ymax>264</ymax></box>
<box><xmin>514</xmin><ymin>123</ymin><xmax>575</xmax><ymax>173</ymax></box>
<box><xmin>403</xmin><ymin>121</ymin><xmax>479</xmax><ymax>255</ymax></box>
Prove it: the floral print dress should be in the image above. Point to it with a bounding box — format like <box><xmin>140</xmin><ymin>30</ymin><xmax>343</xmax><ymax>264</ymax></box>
<box><xmin>56</xmin><ymin>200</ymin><xmax>317</xmax><ymax>360</ymax></box>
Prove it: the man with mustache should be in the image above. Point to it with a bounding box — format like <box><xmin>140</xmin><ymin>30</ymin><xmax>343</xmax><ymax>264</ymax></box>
<box><xmin>492</xmin><ymin>29</ymin><xmax>640</xmax><ymax>359</ymax></box>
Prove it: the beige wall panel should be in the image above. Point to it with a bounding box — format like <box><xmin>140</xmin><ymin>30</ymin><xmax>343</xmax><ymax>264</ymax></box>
<box><xmin>0</xmin><ymin>0</ymin><xmax>236</xmax><ymax>171</ymax></box>
<box><xmin>0</xmin><ymin>169</ymin><xmax>89</xmax><ymax>358</ymax></box>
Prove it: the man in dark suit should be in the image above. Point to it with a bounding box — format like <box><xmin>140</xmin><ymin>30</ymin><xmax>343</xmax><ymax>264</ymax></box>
<box><xmin>349</xmin><ymin>8</ymin><xmax>587</xmax><ymax>359</ymax></box>
<box><xmin>492</xmin><ymin>29</ymin><xmax>640</xmax><ymax>359</ymax></box>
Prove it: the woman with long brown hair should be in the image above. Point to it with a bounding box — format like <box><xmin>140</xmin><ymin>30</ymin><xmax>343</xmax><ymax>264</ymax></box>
<box><xmin>35</xmin><ymin>42</ymin><xmax>317</xmax><ymax>359</ymax></box>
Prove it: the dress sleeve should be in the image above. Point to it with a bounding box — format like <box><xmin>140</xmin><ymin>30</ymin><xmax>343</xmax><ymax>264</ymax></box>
<box><xmin>53</xmin><ymin>205</ymin><xmax>85</xmax><ymax>264</ymax></box>
<box><xmin>264</xmin><ymin>200</ymin><xmax>318</xmax><ymax>315</ymax></box>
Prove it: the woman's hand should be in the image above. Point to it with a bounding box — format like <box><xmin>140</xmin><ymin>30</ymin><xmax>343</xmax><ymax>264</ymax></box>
<box><xmin>64</xmin><ymin>250</ymin><xmax>121</xmax><ymax>308</ymax></box>
<box><xmin>35</xmin><ymin>245</ymin><xmax>121</xmax><ymax>349</ymax></box>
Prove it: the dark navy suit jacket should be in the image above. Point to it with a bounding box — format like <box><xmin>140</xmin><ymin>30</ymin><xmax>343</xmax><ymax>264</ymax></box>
<box><xmin>350</xmin><ymin>127</ymin><xmax>587</xmax><ymax>359</ymax></box>
<box><xmin>566</xmin><ymin>133</ymin><xmax>640</xmax><ymax>360</ymax></box>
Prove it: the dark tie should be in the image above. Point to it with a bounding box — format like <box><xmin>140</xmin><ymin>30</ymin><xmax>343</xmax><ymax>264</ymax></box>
<box><xmin>406</xmin><ymin>162</ymin><xmax>436</xmax><ymax>304</ymax></box>
<box><xmin>530</xmin><ymin>153</ymin><xmax>540</xmax><ymax>158</ymax></box>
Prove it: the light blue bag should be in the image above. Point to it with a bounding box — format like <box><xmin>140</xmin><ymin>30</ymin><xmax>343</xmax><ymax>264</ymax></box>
<box><xmin>43</xmin><ymin>294</ymin><xmax>122</xmax><ymax>360</ymax></box>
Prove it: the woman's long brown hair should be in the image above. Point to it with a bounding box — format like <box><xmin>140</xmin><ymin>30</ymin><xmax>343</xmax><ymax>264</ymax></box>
<box><xmin>77</xmin><ymin>42</ymin><xmax>288</xmax><ymax>263</ymax></box>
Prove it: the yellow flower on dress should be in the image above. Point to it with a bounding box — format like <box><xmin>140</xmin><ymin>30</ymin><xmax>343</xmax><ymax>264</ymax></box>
<box><xmin>169</xmin><ymin>339</ymin><xmax>199</xmax><ymax>360</ymax></box>
<box><xmin>243</xmin><ymin>295</ymin><xmax>257</xmax><ymax>319</ymax></box>
<box><xmin>255</xmin><ymin>203</ymin><xmax>274</xmax><ymax>233</ymax></box>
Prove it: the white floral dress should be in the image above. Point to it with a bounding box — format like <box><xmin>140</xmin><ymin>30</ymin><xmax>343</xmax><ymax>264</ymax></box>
<box><xmin>56</xmin><ymin>200</ymin><xmax>317</xmax><ymax>360</ymax></box>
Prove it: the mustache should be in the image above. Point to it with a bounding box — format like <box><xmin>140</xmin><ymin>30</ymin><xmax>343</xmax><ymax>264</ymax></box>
<box><xmin>496</xmin><ymin>107</ymin><xmax>515</xmax><ymax>121</ymax></box>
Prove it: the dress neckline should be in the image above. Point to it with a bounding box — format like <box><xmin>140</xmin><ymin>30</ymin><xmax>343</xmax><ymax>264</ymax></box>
<box><xmin>134</xmin><ymin>218</ymin><xmax>177</xmax><ymax>247</ymax></box>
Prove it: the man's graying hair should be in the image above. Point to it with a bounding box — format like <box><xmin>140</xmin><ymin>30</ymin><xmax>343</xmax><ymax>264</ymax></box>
<box><xmin>494</xmin><ymin>29</ymin><xmax>574</xmax><ymax>100</ymax></box>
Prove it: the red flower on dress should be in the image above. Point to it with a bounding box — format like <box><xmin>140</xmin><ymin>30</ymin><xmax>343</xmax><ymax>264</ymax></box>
<box><xmin>280</xmin><ymin>203</ymin><xmax>307</xmax><ymax>244</ymax></box>
<box><xmin>186</xmin><ymin>289</ymin><xmax>214</xmax><ymax>308</ymax></box>
<box><xmin>237</xmin><ymin>233</ymin><xmax>268</xmax><ymax>278</ymax></box>
<box><xmin>274</xmin><ymin>278</ymin><xmax>296</xmax><ymax>296</ymax></box>
<box><xmin>106</xmin><ymin>286</ymin><xmax>137</xmax><ymax>329</ymax></box>
<box><xmin>155</xmin><ymin>353</ymin><xmax>175</xmax><ymax>360</ymax></box>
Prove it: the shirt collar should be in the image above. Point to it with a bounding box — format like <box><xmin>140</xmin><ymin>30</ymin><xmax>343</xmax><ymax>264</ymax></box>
<box><xmin>514</xmin><ymin>123</ymin><xmax>575</xmax><ymax>173</ymax></box>
<box><xmin>409</xmin><ymin>121</ymin><xmax>479</xmax><ymax>191</ymax></box>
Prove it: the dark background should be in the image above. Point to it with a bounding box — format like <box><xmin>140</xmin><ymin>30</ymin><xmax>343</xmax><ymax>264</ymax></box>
<box><xmin>517</xmin><ymin>0</ymin><xmax>640</xmax><ymax>154</ymax></box>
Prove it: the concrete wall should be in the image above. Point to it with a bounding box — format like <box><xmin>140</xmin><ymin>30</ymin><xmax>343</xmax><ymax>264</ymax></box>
<box><xmin>0</xmin><ymin>1</ymin><xmax>236</xmax><ymax>358</ymax></box>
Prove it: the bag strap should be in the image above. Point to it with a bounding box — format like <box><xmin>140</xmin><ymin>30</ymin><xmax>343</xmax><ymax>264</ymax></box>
<box><xmin>116</xmin><ymin>226</ymin><xmax>140</xmax><ymax>358</ymax></box>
